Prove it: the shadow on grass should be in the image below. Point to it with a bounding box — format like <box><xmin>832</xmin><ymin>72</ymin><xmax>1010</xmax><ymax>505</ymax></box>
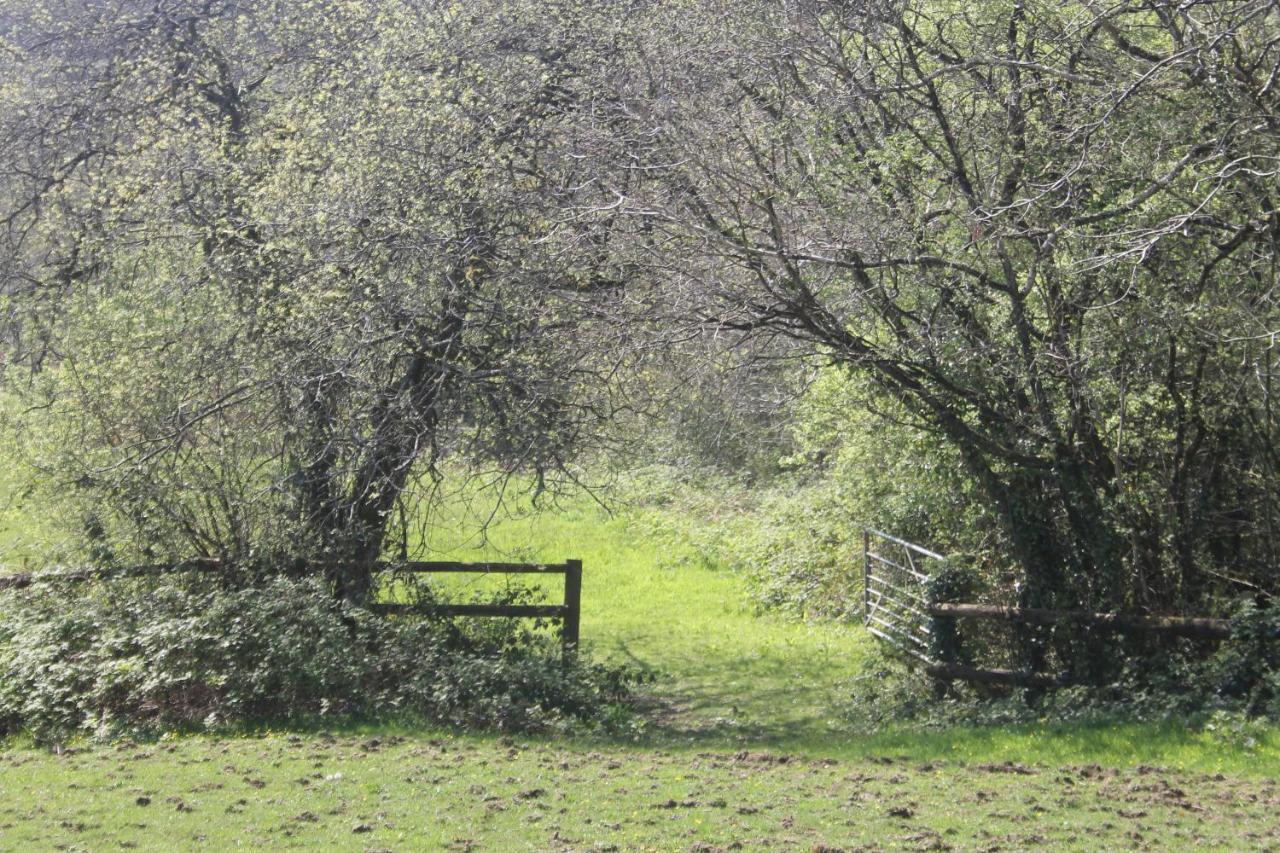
<box><xmin>591</xmin><ymin>710</ymin><xmax>1280</xmax><ymax>778</ymax></box>
<box><xmin>7</xmin><ymin>693</ymin><xmax>1274</xmax><ymax>781</ymax></box>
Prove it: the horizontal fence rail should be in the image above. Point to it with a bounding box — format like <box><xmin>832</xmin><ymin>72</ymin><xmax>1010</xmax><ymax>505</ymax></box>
<box><xmin>0</xmin><ymin>558</ymin><xmax>583</xmax><ymax>656</ymax></box>
<box><xmin>371</xmin><ymin>559</ymin><xmax>582</xmax><ymax>656</ymax></box>
<box><xmin>373</xmin><ymin>561</ymin><xmax>579</xmax><ymax>574</ymax></box>
<box><xmin>0</xmin><ymin>559</ymin><xmax>223</xmax><ymax>590</ymax></box>
<box><xmin>927</xmin><ymin>602</ymin><xmax>1231</xmax><ymax>639</ymax></box>
<box><xmin>861</xmin><ymin>528</ymin><xmax>1238</xmax><ymax>688</ymax></box>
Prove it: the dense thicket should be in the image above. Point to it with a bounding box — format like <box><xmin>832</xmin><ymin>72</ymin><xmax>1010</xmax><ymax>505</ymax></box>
<box><xmin>2</xmin><ymin>0</ymin><xmax>1278</xmax><ymax>682</ymax></box>
<box><xmin>0</xmin><ymin>575</ymin><xmax>636</xmax><ymax>742</ymax></box>
<box><xmin>618</xmin><ymin>1</ymin><xmax>1280</xmax><ymax>657</ymax></box>
<box><xmin>0</xmin><ymin>0</ymin><xmax>632</xmax><ymax>600</ymax></box>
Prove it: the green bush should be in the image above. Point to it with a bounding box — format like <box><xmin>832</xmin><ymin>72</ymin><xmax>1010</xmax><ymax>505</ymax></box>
<box><xmin>842</xmin><ymin>598</ymin><xmax>1280</xmax><ymax>732</ymax></box>
<box><xmin>923</xmin><ymin>559</ymin><xmax>982</xmax><ymax>605</ymax></box>
<box><xmin>0</xmin><ymin>575</ymin><xmax>638</xmax><ymax>743</ymax></box>
<box><xmin>922</xmin><ymin>559</ymin><xmax>983</xmax><ymax>665</ymax></box>
<box><xmin>1208</xmin><ymin>599</ymin><xmax>1280</xmax><ymax>715</ymax></box>
<box><xmin>722</xmin><ymin>478</ymin><xmax>860</xmax><ymax>619</ymax></box>
<box><xmin>675</xmin><ymin>367</ymin><xmax>1000</xmax><ymax>620</ymax></box>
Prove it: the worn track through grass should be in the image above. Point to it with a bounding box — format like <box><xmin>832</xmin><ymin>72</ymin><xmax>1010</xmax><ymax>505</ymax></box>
<box><xmin>422</xmin><ymin>494</ymin><xmax>874</xmax><ymax>748</ymax></box>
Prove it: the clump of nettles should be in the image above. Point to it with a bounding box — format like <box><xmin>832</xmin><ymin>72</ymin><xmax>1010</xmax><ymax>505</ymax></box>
<box><xmin>0</xmin><ymin>576</ymin><xmax>642</xmax><ymax>744</ymax></box>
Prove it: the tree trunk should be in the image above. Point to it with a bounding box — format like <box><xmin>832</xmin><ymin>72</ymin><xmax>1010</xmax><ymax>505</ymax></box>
<box><xmin>325</xmin><ymin>307</ymin><xmax>464</xmax><ymax>603</ymax></box>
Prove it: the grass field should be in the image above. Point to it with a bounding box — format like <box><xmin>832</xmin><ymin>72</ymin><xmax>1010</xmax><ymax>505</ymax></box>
<box><xmin>4</xmin><ymin>729</ymin><xmax>1279</xmax><ymax>850</ymax></box>
<box><xmin>422</xmin><ymin>490</ymin><xmax>872</xmax><ymax>750</ymax></box>
<box><xmin>1</xmin><ymin>482</ymin><xmax>1279</xmax><ymax>849</ymax></box>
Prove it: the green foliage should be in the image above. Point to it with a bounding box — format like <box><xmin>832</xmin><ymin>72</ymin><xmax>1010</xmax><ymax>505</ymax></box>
<box><xmin>634</xmin><ymin>0</ymin><xmax>1280</xmax><ymax>624</ymax></box>
<box><xmin>792</xmin><ymin>369</ymin><xmax>998</xmax><ymax>554</ymax></box>
<box><xmin>0</xmin><ymin>576</ymin><xmax>638</xmax><ymax>744</ymax></box>
<box><xmin>841</xmin><ymin>645</ymin><xmax>940</xmax><ymax>730</ymax></box>
<box><xmin>923</xmin><ymin>558</ymin><xmax>982</xmax><ymax>605</ymax></box>
<box><xmin>923</xmin><ymin>560</ymin><xmax>983</xmax><ymax>665</ymax></box>
<box><xmin>841</xmin><ymin>598</ymin><xmax>1280</xmax><ymax>737</ymax></box>
<box><xmin>734</xmin><ymin>480</ymin><xmax>856</xmax><ymax>618</ymax></box>
<box><xmin>0</xmin><ymin>0</ymin><xmax>630</xmax><ymax>594</ymax></box>
<box><xmin>842</xmin><ymin>641</ymin><xmax>1280</xmax><ymax>740</ymax></box>
<box><xmin>0</xmin><ymin>424</ymin><xmax>78</xmax><ymax>568</ymax></box>
<box><xmin>686</xmin><ymin>477</ymin><xmax>859</xmax><ymax>619</ymax></box>
<box><xmin>1202</xmin><ymin>708</ymin><xmax>1272</xmax><ymax>752</ymax></box>
<box><xmin>657</xmin><ymin>367</ymin><xmax>998</xmax><ymax>620</ymax></box>
<box><xmin>1208</xmin><ymin>599</ymin><xmax>1280</xmax><ymax>716</ymax></box>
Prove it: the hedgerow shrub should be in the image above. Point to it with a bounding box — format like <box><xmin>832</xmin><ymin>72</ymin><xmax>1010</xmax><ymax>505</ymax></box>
<box><xmin>0</xmin><ymin>576</ymin><xmax>638</xmax><ymax>743</ymax></box>
<box><xmin>721</xmin><ymin>479</ymin><xmax>859</xmax><ymax>619</ymax></box>
<box><xmin>1208</xmin><ymin>599</ymin><xmax>1280</xmax><ymax>716</ymax></box>
<box><xmin>660</xmin><ymin>368</ymin><xmax>1001</xmax><ymax>620</ymax></box>
<box><xmin>842</xmin><ymin>598</ymin><xmax>1280</xmax><ymax>732</ymax></box>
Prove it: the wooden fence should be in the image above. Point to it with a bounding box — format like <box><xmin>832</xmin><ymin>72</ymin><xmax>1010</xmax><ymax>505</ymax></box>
<box><xmin>368</xmin><ymin>560</ymin><xmax>582</xmax><ymax>656</ymax></box>
<box><xmin>0</xmin><ymin>558</ymin><xmax>583</xmax><ymax>656</ymax></box>
<box><xmin>862</xmin><ymin>528</ymin><xmax>1234</xmax><ymax>687</ymax></box>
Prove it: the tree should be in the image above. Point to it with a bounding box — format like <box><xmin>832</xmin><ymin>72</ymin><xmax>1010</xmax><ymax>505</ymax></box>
<box><xmin>627</xmin><ymin>0</ymin><xmax>1280</xmax><ymax>657</ymax></box>
<box><xmin>1</xmin><ymin>0</ymin><xmax>629</xmax><ymax>601</ymax></box>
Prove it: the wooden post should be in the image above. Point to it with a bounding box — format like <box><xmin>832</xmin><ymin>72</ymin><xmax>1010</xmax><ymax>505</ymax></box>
<box><xmin>562</xmin><ymin>559</ymin><xmax>582</xmax><ymax>658</ymax></box>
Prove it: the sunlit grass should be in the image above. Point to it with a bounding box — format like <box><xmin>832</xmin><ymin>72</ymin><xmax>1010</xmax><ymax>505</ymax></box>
<box><xmin>401</xmin><ymin>484</ymin><xmax>1280</xmax><ymax>776</ymax></box>
<box><xmin>4</xmin><ymin>727</ymin><xmax>1277</xmax><ymax>850</ymax></box>
<box><xmin>1</xmin><ymin>469</ymin><xmax>1276</xmax><ymax>779</ymax></box>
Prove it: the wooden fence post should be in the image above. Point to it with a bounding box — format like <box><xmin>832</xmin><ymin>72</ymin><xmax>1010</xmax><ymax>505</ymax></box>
<box><xmin>562</xmin><ymin>559</ymin><xmax>582</xmax><ymax>658</ymax></box>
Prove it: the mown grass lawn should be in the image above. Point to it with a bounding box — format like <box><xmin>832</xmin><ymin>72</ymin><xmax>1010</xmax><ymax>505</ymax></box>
<box><xmin>1</xmin><ymin>486</ymin><xmax>1278</xmax><ymax>849</ymax></box>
